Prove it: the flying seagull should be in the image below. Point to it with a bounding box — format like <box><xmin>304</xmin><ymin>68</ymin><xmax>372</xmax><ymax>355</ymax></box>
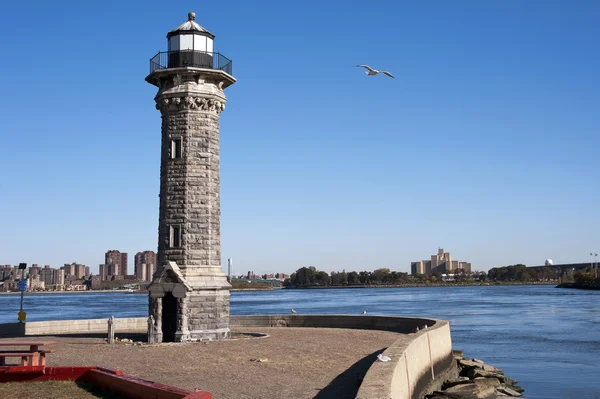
<box><xmin>291</xmin><ymin>308</ymin><xmax>297</xmax><ymax>314</ymax></box>
<box><xmin>356</xmin><ymin>65</ymin><xmax>395</xmax><ymax>79</ymax></box>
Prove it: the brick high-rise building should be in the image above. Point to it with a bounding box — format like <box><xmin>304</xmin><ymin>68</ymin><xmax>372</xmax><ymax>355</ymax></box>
<box><xmin>105</xmin><ymin>250</ymin><xmax>128</xmax><ymax>276</ymax></box>
<box><xmin>62</xmin><ymin>263</ymin><xmax>87</xmax><ymax>279</ymax></box>
<box><xmin>99</xmin><ymin>264</ymin><xmax>107</xmax><ymax>281</ymax></box>
<box><xmin>40</xmin><ymin>266</ymin><xmax>64</xmax><ymax>290</ymax></box>
<box><xmin>41</xmin><ymin>266</ymin><xmax>53</xmax><ymax>286</ymax></box>
<box><xmin>135</xmin><ymin>250</ymin><xmax>157</xmax><ymax>282</ymax></box>
<box><xmin>29</xmin><ymin>264</ymin><xmax>41</xmax><ymax>278</ymax></box>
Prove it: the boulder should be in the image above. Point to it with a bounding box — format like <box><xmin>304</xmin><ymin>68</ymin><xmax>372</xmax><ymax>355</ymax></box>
<box><xmin>463</xmin><ymin>367</ymin><xmax>504</xmax><ymax>382</ymax></box>
<box><xmin>426</xmin><ymin>393</ymin><xmax>454</xmax><ymax>399</ymax></box>
<box><xmin>482</xmin><ymin>363</ymin><xmax>504</xmax><ymax>374</ymax></box>
<box><xmin>443</xmin><ymin>377</ymin><xmax>471</xmax><ymax>389</ymax></box>
<box><xmin>459</xmin><ymin>359</ymin><xmax>485</xmax><ymax>369</ymax></box>
<box><xmin>445</xmin><ymin>380</ymin><xmax>498</xmax><ymax>399</ymax></box>
<box><xmin>497</xmin><ymin>386</ymin><xmax>522</xmax><ymax>397</ymax></box>
<box><xmin>502</xmin><ymin>376</ymin><xmax>520</xmax><ymax>388</ymax></box>
<box><xmin>471</xmin><ymin>378</ymin><xmax>500</xmax><ymax>388</ymax></box>
<box><xmin>427</xmin><ymin>390</ymin><xmax>485</xmax><ymax>399</ymax></box>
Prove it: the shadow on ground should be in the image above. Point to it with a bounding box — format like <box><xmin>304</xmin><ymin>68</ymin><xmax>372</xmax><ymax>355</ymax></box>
<box><xmin>314</xmin><ymin>348</ymin><xmax>386</xmax><ymax>399</ymax></box>
<box><xmin>77</xmin><ymin>381</ymin><xmax>128</xmax><ymax>398</ymax></box>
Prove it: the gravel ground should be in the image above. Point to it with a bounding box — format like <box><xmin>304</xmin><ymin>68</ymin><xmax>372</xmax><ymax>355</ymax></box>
<box><xmin>0</xmin><ymin>327</ymin><xmax>400</xmax><ymax>399</ymax></box>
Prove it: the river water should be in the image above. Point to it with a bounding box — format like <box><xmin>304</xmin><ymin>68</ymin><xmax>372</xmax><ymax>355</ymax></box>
<box><xmin>0</xmin><ymin>285</ymin><xmax>597</xmax><ymax>399</ymax></box>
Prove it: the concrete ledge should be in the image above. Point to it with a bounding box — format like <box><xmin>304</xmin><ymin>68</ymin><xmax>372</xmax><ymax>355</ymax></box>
<box><xmin>357</xmin><ymin>320</ymin><xmax>453</xmax><ymax>399</ymax></box>
<box><xmin>23</xmin><ymin>318</ymin><xmax>147</xmax><ymax>336</ymax></box>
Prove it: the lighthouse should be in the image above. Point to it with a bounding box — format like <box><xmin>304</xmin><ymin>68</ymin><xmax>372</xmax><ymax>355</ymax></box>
<box><xmin>146</xmin><ymin>12</ymin><xmax>235</xmax><ymax>343</ymax></box>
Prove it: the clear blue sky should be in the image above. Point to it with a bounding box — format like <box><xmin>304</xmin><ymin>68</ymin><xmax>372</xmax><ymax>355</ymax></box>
<box><xmin>1</xmin><ymin>1</ymin><xmax>599</xmax><ymax>275</ymax></box>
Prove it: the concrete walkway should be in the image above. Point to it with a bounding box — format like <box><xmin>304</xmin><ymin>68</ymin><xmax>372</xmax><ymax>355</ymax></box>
<box><xmin>1</xmin><ymin>327</ymin><xmax>401</xmax><ymax>399</ymax></box>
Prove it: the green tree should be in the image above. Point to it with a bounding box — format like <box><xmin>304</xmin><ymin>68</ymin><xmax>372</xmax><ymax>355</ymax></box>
<box><xmin>330</xmin><ymin>271</ymin><xmax>347</xmax><ymax>286</ymax></box>
<box><xmin>358</xmin><ymin>271</ymin><xmax>371</xmax><ymax>285</ymax></box>
<box><xmin>314</xmin><ymin>271</ymin><xmax>331</xmax><ymax>286</ymax></box>
<box><xmin>347</xmin><ymin>271</ymin><xmax>360</xmax><ymax>285</ymax></box>
<box><xmin>372</xmin><ymin>268</ymin><xmax>391</xmax><ymax>284</ymax></box>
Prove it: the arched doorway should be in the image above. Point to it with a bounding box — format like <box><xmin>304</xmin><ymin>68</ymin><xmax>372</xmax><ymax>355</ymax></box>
<box><xmin>161</xmin><ymin>292</ymin><xmax>178</xmax><ymax>342</ymax></box>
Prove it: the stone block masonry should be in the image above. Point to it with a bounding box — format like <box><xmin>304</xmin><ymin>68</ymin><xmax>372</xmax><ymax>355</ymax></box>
<box><xmin>158</xmin><ymin>104</ymin><xmax>223</xmax><ymax>272</ymax></box>
<box><xmin>147</xmin><ymin>79</ymin><xmax>234</xmax><ymax>342</ymax></box>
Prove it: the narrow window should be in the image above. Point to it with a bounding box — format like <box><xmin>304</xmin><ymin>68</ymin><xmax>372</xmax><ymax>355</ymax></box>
<box><xmin>170</xmin><ymin>138</ymin><xmax>182</xmax><ymax>159</ymax></box>
<box><xmin>169</xmin><ymin>225</ymin><xmax>181</xmax><ymax>248</ymax></box>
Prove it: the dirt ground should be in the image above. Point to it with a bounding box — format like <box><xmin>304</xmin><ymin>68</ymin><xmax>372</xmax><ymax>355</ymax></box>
<box><xmin>0</xmin><ymin>327</ymin><xmax>400</xmax><ymax>399</ymax></box>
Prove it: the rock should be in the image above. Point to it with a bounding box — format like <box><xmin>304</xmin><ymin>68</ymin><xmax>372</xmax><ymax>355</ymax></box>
<box><xmin>497</xmin><ymin>386</ymin><xmax>522</xmax><ymax>397</ymax></box>
<box><xmin>445</xmin><ymin>380</ymin><xmax>497</xmax><ymax>398</ymax></box>
<box><xmin>453</xmin><ymin>350</ymin><xmax>465</xmax><ymax>359</ymax></box>
<box><xmin>472</xmin><ymin>358</ymin><xmax>485</xmax><ymax>364</ymax></box>
<box><xmin>249</xmin><ymin>358</ymin><xmax>268</xmax><ymax>363</ymax></box>
<box><xmin>502</xmin><ymin>376</ymin><xmax>520</xmax><ymax>387</ymax></box>
<box><xmin>472</xmin><ymin>378</ymin><xmax>500</xmax><ymax>388</ymax></box>
<box><xmin>482</xmin><ymin>364</ymin><xmax>504</xmax><ymax>374</ymax></box>
<box><xmin>426</xmin><ymin>392</ymin><xmax>463</xmax><ymax>399</ymax></box>
<box><xmin>459</xmin><ymin>359</ymin><xmax>485</xmax><ymax>369</ymax></box>
<box><xmin>463</xmin><ymin>367</ymin><xmax>504</xmax><ymax>382</ymax></box>
<box><xmin>444</xmin><ymin>377</ymin><xmax>471</xmax><ymax>389</ymax></box>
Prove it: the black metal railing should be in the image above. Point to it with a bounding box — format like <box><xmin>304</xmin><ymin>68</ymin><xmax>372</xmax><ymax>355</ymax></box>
<box><xmin>149</xmin><ymin>51</ymin><xmax>232</xmax><ymax>75</ymax></box>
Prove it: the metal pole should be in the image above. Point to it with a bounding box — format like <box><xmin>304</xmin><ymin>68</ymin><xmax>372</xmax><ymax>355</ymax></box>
<box><xmin>20</xmin><ymin>267</ymin><xmax>25</xmax><ymax>313</ymax></box>
<box><xmin>18</xmin><ymin>262</ymin><xmax>27</xmax><ymax>323</ymax></box>
<box><xmin>227</xmin><ymin>258</ymin><xmax>232</xmax><ymax>283</ymax></box>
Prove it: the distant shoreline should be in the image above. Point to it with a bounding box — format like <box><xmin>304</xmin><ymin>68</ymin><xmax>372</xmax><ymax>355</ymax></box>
<box><xmin>0</xmin><ymin>281</ymin><xmax>558</xmax><ymax>295</ymax></box>
<box><xmin>284</xmin><ymin>281</ymin><xmax>558</xmax><ymax>289</ymax></box>
<box><xmin>0</xmin><ymin>290</ymin><xmax>140</xmax><ymax>295</ymax></box>
<box><xmin>0</xmin><ymin>287</ymin><xmax>278</xmax><ymax>295</ymax></box>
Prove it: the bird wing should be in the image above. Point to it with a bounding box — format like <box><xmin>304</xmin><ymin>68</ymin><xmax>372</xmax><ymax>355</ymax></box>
<box><xmin>356</xmin><ymin>65</ymin><xmax>375</xmax><ymax>72</ymax></box>
<box><xmin>381</xmin><ymin>71</ymin><xmax>395</xmax><ymax>79</ymax></box>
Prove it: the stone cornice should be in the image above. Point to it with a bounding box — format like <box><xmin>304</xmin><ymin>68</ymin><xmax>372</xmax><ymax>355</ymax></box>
<box><xmin>155</xmin><ymin>95</ymin><xmax>226</xmax><ymax>114</ymax></box>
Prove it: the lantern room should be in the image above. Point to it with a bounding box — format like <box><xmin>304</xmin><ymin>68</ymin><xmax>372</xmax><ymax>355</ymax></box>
<box><xmin>166</xmin><ymin>12</ymin><xmax>215</xmax><ymax>69</ymax></box>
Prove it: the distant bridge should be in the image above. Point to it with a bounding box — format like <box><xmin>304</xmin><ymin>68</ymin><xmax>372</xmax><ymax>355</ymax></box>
<box><xmin>529</xmin><ymin>262</ymin><xmax>594</xmax><ymax>271</ymax></box>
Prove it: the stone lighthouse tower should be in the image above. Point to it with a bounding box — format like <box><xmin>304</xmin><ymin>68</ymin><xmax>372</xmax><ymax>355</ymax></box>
<box><xmin>145</xmin><ymin>12</ymin><xmax>235</xmax><ymax>343</ymax></box>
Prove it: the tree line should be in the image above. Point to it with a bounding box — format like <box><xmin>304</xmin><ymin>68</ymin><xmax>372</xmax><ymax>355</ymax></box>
<box><xmin>283</xmin><ymin>264</ymin><xmax>563</xmax><ymax>288</ymax></box>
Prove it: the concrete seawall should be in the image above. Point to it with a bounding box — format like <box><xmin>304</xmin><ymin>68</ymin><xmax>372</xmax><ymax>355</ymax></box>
<box><xmin>0</xmin><ymin>315</ymin><xmax>453</xmax><ymax>399</ymax></box>
<box><xmin>23</xmin><ymin>318</ymin><xmax>147</xmax><ymax>336</ymax></box>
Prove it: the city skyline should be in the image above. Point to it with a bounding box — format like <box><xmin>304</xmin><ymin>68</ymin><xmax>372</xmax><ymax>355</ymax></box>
<box><xmin>1</xmin><ymin>1</ymin><xmax>599</xmax><ymax>274</ymax></box>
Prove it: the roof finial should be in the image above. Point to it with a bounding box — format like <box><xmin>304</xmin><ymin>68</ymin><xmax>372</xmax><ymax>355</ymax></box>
<box><xmin>188</xmin><ymin>12</ymin><xmax>196</xmax><ymax>21</ymax></box>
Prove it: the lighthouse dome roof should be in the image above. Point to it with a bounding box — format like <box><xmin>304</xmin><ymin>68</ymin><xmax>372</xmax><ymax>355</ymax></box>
<box><xmin>167</xmin><ymin>12</ymin><xmax>214</xmax><ymax>39</ymax></box>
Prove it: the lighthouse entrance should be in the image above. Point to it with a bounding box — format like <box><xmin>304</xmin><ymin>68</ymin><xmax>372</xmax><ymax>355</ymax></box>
<box><xmin>161</xmin><ymin>292</ymin><xmax>178</xmax><ymax>342</ymax></box>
